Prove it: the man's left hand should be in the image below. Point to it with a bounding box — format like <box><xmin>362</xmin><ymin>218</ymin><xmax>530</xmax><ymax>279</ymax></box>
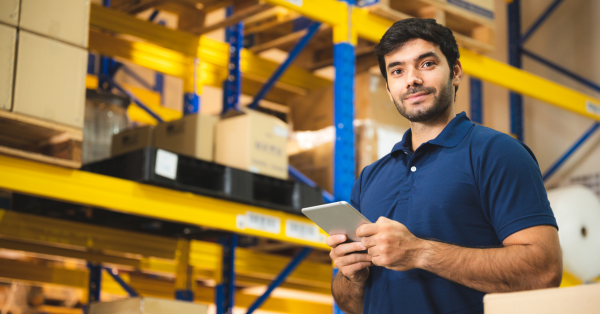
<box><xmin>356</xmin><ymin>217</ymin><xmax>426</xmax><ymax>272</ymax></box>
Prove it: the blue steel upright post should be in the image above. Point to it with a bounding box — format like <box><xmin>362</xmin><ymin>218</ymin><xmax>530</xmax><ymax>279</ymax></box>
<box><xmin>87</xmin><ymin>263</ymin><xmax>102</xmax><ymax>306</ymax></box>
<box><xmin>222</xmin><ymin>6</ymin><xmax>243</xmax><ymax>115</ymax></box>
<box><xmin>154</xmin><ymin>20</ymin><xmax>166</xmax><ymax>106</ymax></box>
<box><xmin>215</xmin><ymin>234</ymin><xmax>237</xmax><ymax>314</ymax></box>
<box><xmin>333</xmin><ymin>1</ymin><xmax>357</xmax><ymax>313</ymax></box>
<box><xmin>470</xmin><ymin>78</ymin><xmax>483</xmax><ymax>124</ymax></box>
<box><xmin>333</xmin><ymin>1</ymin><xmax>357</xmax><ymax>203</ymax></box>
<box><xmin>507</xmin><ymin>0</ymin><xmax>523</xmax><ymax>141</ymax></box>
<box><xmin>183</xmin><ymin>57</ymin><xmax>200</xmax><ymax>115</ymax></box>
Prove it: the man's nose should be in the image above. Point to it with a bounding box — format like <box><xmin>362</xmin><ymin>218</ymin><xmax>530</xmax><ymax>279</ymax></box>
<box><xmin>406</xmin><ymin>68</ymin><xmax>424</xmax><ymax>88</ymax></box>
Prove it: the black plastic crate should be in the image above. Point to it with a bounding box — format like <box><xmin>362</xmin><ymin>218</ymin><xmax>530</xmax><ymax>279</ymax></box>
<box><xmin>82</xmin><ymin>147</ymin><xmax>323</xmax><ymax>214</ymax></box>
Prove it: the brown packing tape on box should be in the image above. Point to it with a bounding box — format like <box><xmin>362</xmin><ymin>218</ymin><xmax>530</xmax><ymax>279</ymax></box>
<box><xmin>154</xmin><ymin>114</ymin><xmax>218</xmax><ymax>161</ymax></box>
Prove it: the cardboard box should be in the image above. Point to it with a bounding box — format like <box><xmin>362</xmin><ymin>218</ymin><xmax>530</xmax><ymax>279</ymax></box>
<box><xmin>154</xmin><ymin>114</ymin><xmax>218</xmax><ymax>161</ymax></box>
<box><xmin>290</xmin><ymin>141</ymin><xmax>333</xmax><ymax>193</ymax></box>
<box><xmin>289</xmin><ymin>122</ymin><xmax>406</xmax><ymax>192</ymax></box>
<box><xmin>0</xmin><ymin>24</ymin><xmax>16</xmax><ymax>111</ymax></box>
<box><xmin>0</xmin><ymin>0</ymin><xmax>19</xmax><ymax>26</ymax></box>
<box><xmin>215</xmin><ymin>110</ymin><xmax>288</xmax><ymax>179</ymax></box>
<box><xmin>484</xmin><ymin>284</ymin><xmax>600</xmax><ymax>313</ymax></box>
<box><xmin>13</xmin><ymin>30</ymin><xmax>87</xmax><ymax>128</ymax></box>
<box><xmin>89</xmin><ymin>297</ymin><xmax>208</xmax><ymax>314</ymax></box>
<box><xmin>289</xmin><ymin>72</ymin><xmax>410</xmax><ymax>131</ymax></box>
<box><xmin>111</xmin><ymin>126</ymin><xmax>155</xmax><ymax>157</ymax></box>
<box><xmin>19</xmin><ymin>0</ymin><xmax>90</xmax><ymax>47</ymax></box>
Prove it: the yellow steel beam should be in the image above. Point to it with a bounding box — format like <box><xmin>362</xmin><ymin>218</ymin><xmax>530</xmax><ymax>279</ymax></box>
<box><xmin>89</xmin><ymin>4</ymin><xmax>331</xmax><ymax>94</ymax></box>
<box><xmin>0</xmin><ymin>209</ymin><xmax>178</xmax><ymax>259</ymax></box>
<box><xmin>90</xmin><ymin>4</ymin><xmax>199</xmax><ymax>56</ymax></box>
<box><xmin>0</xmin><ymin>237</ymin><xmax>142</xmax><ymax>268</ymax></box>
<box><xmin>0</xmin><ymin>210</ymin><xmax>332</xmax><ymax>291</ymax></box>
<box><xmin>261</xmin><ymin>0</ymin><xmax>345</xmax><ymax>26</ymax></box>
<box><xmin>89</xmin><ymin>30</ymin><xmax>193</xmax><ymax>80</ymax></box>
<box><xmin>0</xmin><ymin>257</ymin><xmax>89</xmax><ymax>289</ymax></box>
<box><xmin>459</xmin><ymin>48</ymin><xmax>600</xmax><ymax>122</ymax></box>
<box><xmin>0</xmin><ymin>258</ymin><xmax>332</xmax><ymax>313</ymax></box>
<box><xmin>0</xmin><ymin>156</ymin><xmax>330</xmax><ymax>249</ymax></box>
<box><xmin>86</xmin><ymin>74</ymin><xmax>98</xmax><ymax>89</ymax></box>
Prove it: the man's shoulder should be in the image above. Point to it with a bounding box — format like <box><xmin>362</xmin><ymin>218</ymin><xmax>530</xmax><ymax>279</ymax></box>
<box><xmin>468</xmin><ymin>124</ymin><xmax>539</xmax><ymax>165</ymax></box>
<box><xmin>469</xmin><ymin>124</ymin><xmax>516</xmax><ymax>144</ymax></box>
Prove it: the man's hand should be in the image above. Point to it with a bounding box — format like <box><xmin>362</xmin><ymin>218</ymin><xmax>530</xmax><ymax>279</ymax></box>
<box><xmin>357</xmin><ymin>216</ymin><xmax>426</xmax><ymax>271</ymax></box>
<box><xmin>327</xmin><ymin>234</ymin><xmax>373</xmax><ymax>283</ymax></box>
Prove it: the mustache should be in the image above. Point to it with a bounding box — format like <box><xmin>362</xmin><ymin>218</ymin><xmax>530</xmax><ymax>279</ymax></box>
<box><xmin>402</xmin><ymin>86</ymin><xmax>437</xmax><ymax>100</ymax></box>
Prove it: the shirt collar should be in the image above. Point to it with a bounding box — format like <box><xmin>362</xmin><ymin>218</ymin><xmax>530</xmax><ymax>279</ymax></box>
<box><xmin>391</xmin><ymin>112</ymin><xmax>474</xmax><ymax>155</ymax></box>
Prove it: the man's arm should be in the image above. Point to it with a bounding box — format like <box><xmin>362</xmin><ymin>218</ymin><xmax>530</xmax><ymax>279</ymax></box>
<box><xmin>332</xmin><ymin>271</ymin><xmax>367</xmax><ymax>314</ymax></box>
<box><xmin>327</xmin><ymin>234</ymin><xmax>372</xmax><ymax>314</ymax></box>
<box><xmin>358</xmin><ymin>217</ymin><xmax>562</xmax><ymax>293</ymax></box>
<box><xmin>418</xmin><ymin>225</ymin><xmax>562</xmax><ymax>292</ymax></box>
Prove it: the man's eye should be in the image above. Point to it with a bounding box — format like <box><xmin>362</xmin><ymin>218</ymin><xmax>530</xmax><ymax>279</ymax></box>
<box><xmin>392</xmin><ymin>69</ymin><xmax>402</xmax><ymax>75</ymax></box>
<box><xmin>423</xmin><ymin>61</ymin><xmax>435</xmax><ymax>68</ymax></box>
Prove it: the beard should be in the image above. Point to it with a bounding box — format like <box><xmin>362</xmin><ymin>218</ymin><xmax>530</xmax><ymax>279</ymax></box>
<box><xmin>392</xmin><ymin>78</ymin><xmax>454</xmax><ymax>123</ymax></box>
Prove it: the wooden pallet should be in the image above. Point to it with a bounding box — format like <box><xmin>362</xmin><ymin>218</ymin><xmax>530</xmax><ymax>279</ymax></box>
<box><xmin>0</xmin><ymin>110</ymin><xmax>82</xmax><ymax>168</ymax></box>
<box><xmin>369</xmin><ymin>0</ymin><xmax>495</xmax><ymax>53</ymax></box>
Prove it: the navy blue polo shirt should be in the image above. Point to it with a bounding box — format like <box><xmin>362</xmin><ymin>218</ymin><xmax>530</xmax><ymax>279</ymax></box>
<box><xmin>350</xmin><ymin>112</ymin><xmax>557</xmax><ymax>314</ymax></box>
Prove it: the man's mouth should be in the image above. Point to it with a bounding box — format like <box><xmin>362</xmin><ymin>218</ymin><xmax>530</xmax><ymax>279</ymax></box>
<box><xmin>404</xmin><ymin>92</ymin><xmax>430</xmax><ymax>102</ymax></box>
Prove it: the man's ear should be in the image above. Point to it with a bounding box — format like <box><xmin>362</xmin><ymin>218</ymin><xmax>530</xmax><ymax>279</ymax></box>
<box><xmin>452</xmin><ymin>59</ymin><xmax>463</xmax><ymax>87</ymax></box>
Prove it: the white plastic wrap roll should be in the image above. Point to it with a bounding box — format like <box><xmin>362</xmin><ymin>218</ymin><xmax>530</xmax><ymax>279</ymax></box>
<box><xmin>547</xmin><ymin>185</ymin><xmax>600</xmax><ymax>282</ymax></box>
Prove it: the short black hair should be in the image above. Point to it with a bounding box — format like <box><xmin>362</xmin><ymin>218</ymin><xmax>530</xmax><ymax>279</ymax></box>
<box><xmin>374</xmin><ymin>18</ymin><xmax>460</xmax><ymax>93</ymax></box>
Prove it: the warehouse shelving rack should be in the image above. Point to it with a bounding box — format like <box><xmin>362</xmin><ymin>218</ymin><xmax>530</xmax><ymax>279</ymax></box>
<box><xmin>2</xmin><ymin>0</ymin><xmax>600</xmax><ymax>313</ymax></box>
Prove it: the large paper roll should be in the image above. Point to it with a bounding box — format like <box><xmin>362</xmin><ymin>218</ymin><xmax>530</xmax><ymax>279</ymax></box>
<box><xmin>547</xmin><ymin>185</ymin><xmax>600</xmax><ymax>282</ymax></box>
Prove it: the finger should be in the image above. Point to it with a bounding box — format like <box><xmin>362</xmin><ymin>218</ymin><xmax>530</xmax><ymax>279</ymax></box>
<box><xmin>356</xmin><ymin>223</ymin><xmax>378</xmax><ymax>238</ymax></box>
<box><xmin>341</xmin><ymin>262</ymin><xmax>373</xmax><ymax>279</ymax></box>
<box><xmin>334</xmin><ymin>250</ymin><xmax>373</xmax><ymax>268</ymax></box>
<box><xmin>333</xmin><ymin>242</ymin><xmax>367</xmax><ymax>257</ymax></box>
<box><xmin>367</xmin><ymin>246</ymin><xmax>379</xmax><ymax>257</ymax></box>
<box><xmin>326</xmin><ymin>234</ymin><xmax>347</xmax><ymax>248</ymax></box>
<box><xmin>376</xmin><ymin>216</ymin><xmax>391</xmax><ymax>223</ymax></box>
<box><xmin>362</xmin><ymin>234</ymin><xmax>377</xmax><ymax>248</ymax></box>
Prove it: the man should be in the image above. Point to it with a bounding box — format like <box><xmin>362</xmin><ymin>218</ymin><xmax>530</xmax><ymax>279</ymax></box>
<box><xmin>327</xmin><ymin>18</ymin><xmax>562</xmax><ymax>314</ymax></box>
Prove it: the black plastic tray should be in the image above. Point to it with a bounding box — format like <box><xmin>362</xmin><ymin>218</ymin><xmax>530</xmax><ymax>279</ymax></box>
<box><xmin>82</xmin><ymin>147</ymin><xmax>323</xmax><ymax>214</ymax></box>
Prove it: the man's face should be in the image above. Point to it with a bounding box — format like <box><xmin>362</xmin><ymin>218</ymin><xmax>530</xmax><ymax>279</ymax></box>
<box><xmin>384</xmin><ymin>39</ymin><xmax>462</xmax><ymax>122</ymax></box>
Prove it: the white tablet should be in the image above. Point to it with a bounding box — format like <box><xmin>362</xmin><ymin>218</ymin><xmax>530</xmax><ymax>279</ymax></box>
<box><xmin>301</xmin><ymin>201</ymin><xmax>372</xmax><ymax>242</ymax></box>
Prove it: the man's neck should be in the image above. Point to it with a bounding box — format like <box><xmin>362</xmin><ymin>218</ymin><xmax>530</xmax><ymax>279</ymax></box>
<box><xmin>410</xmin><ymin>107</ymin><xmax>456</xmax><ymax>152</ymax></box>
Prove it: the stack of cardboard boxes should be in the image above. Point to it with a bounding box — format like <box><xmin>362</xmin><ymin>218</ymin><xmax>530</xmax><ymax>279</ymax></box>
<box><xmin>288</xmin><ymin>72</ymin><xmax>409</xmax><ymax>193</ymax></box>
<box><xmin>112</xmin><ymin>109</ymin><xmax>289</xmax><ymax>180</ymax></box>
<box><xmin>0</xmin><ymin>0</ymin><xmax>89</xmax><ymax>128</ymax></box>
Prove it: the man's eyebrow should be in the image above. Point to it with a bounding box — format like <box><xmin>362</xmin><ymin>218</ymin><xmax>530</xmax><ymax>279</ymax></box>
<box><xmin>386</xmin><ymin>52</ymin><xmax>441</xmax><ymax>70</ymax></box>
<box><xmin>416</xmin><ymin>51</ymin><xmax>440</xmax><ymax>61</ymax></box>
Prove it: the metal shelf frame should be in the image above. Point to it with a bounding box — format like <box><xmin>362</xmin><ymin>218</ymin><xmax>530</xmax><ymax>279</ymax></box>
<box><xmin>507</xmin><ymin>0</ymin><xmax>600</xmax><ymax>181</ymax></box>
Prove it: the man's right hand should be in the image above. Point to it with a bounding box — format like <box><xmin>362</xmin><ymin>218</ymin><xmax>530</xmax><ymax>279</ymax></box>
<box><xmin>327</xmin><ymin>234</ymin><xmax>373</xmax><ymax>283</ymax></box>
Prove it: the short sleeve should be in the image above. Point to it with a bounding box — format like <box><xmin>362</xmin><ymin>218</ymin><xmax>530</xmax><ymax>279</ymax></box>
<box><xmin>475</xmin><ymin>134</ymin><xmax>558</xmax><ymax>242</ymax></box>
<box><xmin>350</xmin><ymin>167</ymin><xmax>367</xmax><ymax>212</ymax></box>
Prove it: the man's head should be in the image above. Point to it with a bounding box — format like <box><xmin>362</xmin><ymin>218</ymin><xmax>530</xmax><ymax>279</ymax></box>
<box><xmin>374</xmin><ymin>18</ymin><xmax>462</xmax><ymax>123</ymax></box>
